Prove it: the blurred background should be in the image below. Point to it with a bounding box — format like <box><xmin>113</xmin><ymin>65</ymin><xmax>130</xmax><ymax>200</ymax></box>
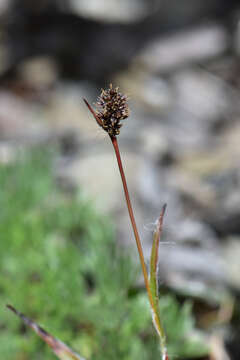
<box><xmin>1</xmin><ymin>0</ymin><xmax>240</xmax><ymax>359</ymax></box>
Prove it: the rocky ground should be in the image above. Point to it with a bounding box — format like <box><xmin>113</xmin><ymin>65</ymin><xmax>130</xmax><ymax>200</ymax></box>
<box><xmin>1</xmin><ymin>1</ymin><xmax>240</xmax><ymax>359</ymax></box>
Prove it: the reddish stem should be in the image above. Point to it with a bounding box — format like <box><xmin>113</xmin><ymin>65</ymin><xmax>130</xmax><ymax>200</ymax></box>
<box><xmin>110</xmin><ymin>136</ymin><xmax>149</xmax><ymax>286</ymax></box>
<box><xmin>111</xmin><ymin>136</ymin><xmax>169</xmax><ymax>360</ymax></box>
<box><xmin>110</xmin><ymin>137</ymin><xmax>157</xmax><ymax>305</ymax></box>
<box><xmin>84</xmin><ymin>98</ymin><xmax>169</xmax><ymax>360</ymax></box>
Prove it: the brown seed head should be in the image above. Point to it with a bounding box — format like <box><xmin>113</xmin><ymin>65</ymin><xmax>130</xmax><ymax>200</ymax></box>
<box><xmin>96</xmin><ymin>84</ymin><xmax>129</xmax><ymax>136</ymax></box>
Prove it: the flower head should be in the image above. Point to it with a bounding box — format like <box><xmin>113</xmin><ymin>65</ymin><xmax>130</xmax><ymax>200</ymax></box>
<box><xmin>95</xmin><ymin>84</ymin><xmax>129</xmax><ymax>136</ymax></box>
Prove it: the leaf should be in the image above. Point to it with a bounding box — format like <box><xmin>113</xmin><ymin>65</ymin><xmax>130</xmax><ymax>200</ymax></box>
<box><xmin>7</xmin><ymin>305</ymin><xmax>85</xmax><ymax>360</ymax></box>
<box><xmin>148</xmin><ymin>205</ymin><xmax>169</xmax><ymax>359</ymax></box>
<box><xmin>149</xmin><ymin>204</ymin><xmax>166</xmax><ymax>306</ymax></box>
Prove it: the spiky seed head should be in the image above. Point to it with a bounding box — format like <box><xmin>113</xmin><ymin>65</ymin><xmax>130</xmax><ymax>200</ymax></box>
<box><xmin>96</xmin><ymin>84</ymin><xmax>129</xmax><ymax>136</ymax></box>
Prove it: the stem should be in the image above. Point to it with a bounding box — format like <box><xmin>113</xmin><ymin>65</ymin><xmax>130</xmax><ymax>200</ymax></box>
<box><xmin>110</xmin><ymin>136</ymin><xmax>149</xmax><ymax>289</ymax></box>
<box><xmin>110</xmin><ymin>136</ymin><xmax>168</xmax><ymax>359</ymax></box>
<box><xmin>83</xmin><ymin>98</ymin><xmax>169</xmax><ymax>359</ymax></box>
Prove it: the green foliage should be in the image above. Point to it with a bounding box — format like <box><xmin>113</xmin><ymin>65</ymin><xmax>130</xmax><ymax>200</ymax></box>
<box><xmin>0</xmin><ymin>149</ymin><xmax>208</xmax><ymax>359</ymax></box>
<box><xmin>161</xmin><ymin>296</ymin><xmax>209</xmax><ymax>358</ymax></box>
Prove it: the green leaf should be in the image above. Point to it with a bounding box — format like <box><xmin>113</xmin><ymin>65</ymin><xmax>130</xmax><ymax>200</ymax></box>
<box><xmin>160</xmin><ymin>296</ymin><xmax>209</xmax><ymax>358</ymax></box>
<box><xmin>149</xmin><ymin>204</ymin><xmax>166</xmax><ymax>307</ymax></box>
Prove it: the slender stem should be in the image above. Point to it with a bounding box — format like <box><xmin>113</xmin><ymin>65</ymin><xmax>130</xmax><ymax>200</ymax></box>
<box><xmin>110</xmin><ymin>136</ymin><xmax>165</xmax><ymax>337</ymax></box>
<box><xmin>111</xmin><ymin>136</ymin><xmax>169</xmax><ymax>360</ymax></box>
<box><xmin>110</xmin><ymin>136</ymin><xmax>149</xmax><ymax>288</ymax></box>
<box><xmin>84</xmin><ymin>98</ymin><xmax>169</xmax><ymax>359</ymax></box>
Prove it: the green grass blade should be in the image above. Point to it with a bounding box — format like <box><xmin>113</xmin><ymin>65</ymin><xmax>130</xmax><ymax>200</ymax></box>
<box><xmin>149</xmin><ymin>205</ymin><xmax>168</xmax><ymax>359</ymax></box>
<box><xmin>7</xmin><ymin>305</ymin><xmax>85</xmax><ymax>360</ymax></box>
<box><xmin>149</xmin><ymin>204</ymin><xmax>166</xmax><ymax>303</ymax></box>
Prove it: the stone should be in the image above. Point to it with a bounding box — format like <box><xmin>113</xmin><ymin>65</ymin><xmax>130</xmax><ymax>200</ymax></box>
<box><xmin>137</xmin><ymin>24</ymin><xmax>228</xmax><ymax>73</ymax></box>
